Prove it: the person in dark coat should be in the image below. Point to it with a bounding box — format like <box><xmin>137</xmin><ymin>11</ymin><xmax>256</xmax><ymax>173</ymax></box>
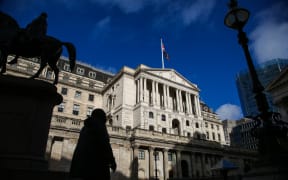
<box><xmin>69</xmin><ymin>108</ymin><xmax>117</xmax><ymax>180</ymax></box>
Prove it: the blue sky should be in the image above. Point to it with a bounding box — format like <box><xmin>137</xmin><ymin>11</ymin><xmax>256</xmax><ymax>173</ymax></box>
<box><xmin>1</xmin><ymin>0</ymin><xmax>288</xmax><ymax>120</ymax></box>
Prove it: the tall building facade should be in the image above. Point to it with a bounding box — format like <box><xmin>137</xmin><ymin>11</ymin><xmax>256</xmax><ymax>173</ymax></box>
<box><xmin>236</xmin><ymin>58</ymin><xmax>288</xmax><ymax>117</ymax></box>
<box><xmin>230</xmin><ymin>118</ymin><xmax>258</xmax><ymax>150</ymax></box>
<box><xmin>6</xmin><ymin>56</ymin><xmax>256</xmax><ymax>180</ymax></box>
<box><xmin>222</xmin><ymin>120</ymin><xmax>237</xmax><ymax>146</ymax></box>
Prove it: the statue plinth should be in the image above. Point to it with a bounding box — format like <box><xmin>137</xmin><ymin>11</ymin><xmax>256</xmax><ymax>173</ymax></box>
<box><xmin>0</xmin><ymin>75</ymin><xmax>62</xmax><ymax>171</ymax></box>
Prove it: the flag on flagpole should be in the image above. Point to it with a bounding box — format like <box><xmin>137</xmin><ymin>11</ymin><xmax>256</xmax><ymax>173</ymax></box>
<box><xmin>161</xmin><ymin>39</ymin><xmax>170</xmax><ymax>61</ymax></box>
<box><xmin>161</xmin><ymin>38</ymin><xmax>169</xmax><ymax>69</ymax></box>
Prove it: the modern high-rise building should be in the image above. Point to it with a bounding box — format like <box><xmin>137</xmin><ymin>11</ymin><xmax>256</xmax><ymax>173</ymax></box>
<box><xmin>5</xmin><ymin>55</ymin><xmax>257</xmax><ymax>180</ymax></box>
<box><xmin>236</xmin><ymin>58</ymin><xmax>288</xmax><ymax>117</ymax></box>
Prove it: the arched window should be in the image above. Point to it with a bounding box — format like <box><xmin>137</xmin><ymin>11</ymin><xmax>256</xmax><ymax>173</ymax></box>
<box><xmin>149</xmin><ymin>111</ymin><xmax>154</xmax><ymax>119</ymax></box>
<box><xmin>195</xmin><ymin>122</ymin><xmax>199</xmax><ymax>128</ymax></box>
<box><xmin>186</xmin><ymin>120</ymin><xmax>190</xmax><ymax>126</ymax></box>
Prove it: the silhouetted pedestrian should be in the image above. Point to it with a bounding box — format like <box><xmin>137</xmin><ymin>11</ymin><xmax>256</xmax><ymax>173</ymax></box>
<box><xmin>69</xmin><ymin>108</ymin><xmax>117</xmax><ymax>180</ymax></box>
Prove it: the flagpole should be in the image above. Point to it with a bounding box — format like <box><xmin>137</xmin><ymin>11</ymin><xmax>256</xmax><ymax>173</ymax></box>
<box><xmin>161</xmin><ymin>38</ymin><xmax>165</xmax><ymax>69</ymax></box>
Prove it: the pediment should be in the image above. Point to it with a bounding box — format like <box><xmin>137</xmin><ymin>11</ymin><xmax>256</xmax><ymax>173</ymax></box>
<box><xmin>144</xmin><ymin>68</ymin><xmax>199</xmax><ymax>90</ymax></box>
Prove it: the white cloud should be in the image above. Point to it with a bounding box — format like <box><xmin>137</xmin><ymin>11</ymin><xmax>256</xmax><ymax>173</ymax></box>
<box><xmin>216</xmin><ymin>104</ymin><xmax>243</xmax><ymax>120</ymax></box>
<box><xmin>249</xmin><ymin>2</ymin><xmax>288</xmax><ymax>64</ymax></box>
<box><xmin>181</xmin><ymin>0</ymin><xmax>216</xmax><ymax>25</ymax></box>
<box><xmin>91</xmin><ymin>16</ymin><xmax>111</xmax><ymax>39</ymax></box>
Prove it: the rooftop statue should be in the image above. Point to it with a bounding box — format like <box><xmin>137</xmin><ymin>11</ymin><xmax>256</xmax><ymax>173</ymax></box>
<box><xmin>0</xmin><ymin>11</ymin><xmax>76</xmax><ymax>85</ymax></box>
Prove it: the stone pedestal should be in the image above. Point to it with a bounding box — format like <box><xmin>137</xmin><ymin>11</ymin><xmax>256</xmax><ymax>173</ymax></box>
<box><xmin>0</xmin><ymin>75</ymin><xmax>62</xmax><ymax>171</ymax></box>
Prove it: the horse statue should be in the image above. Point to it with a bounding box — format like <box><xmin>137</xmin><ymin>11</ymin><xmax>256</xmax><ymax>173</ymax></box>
<box><xmin>0</xmin><ymin>11</ymin><xmax>76</xmax><ymax>85</ymax></box>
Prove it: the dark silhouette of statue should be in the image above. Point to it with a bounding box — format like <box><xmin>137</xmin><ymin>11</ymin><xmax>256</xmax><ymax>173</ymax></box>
<box><xmin>69</xmin><ymin>108</ymin><xmax>117</xmax><ymax>180</ymax></box>
<box><xmin>0</xmin><ymin>11</ymin><xmax>76</xmax><ymax>85</ymax></box>
<box><xmin>25</xmin><ymin>12</ymin><xmax>48</xmax><ymax>42</ymax></box>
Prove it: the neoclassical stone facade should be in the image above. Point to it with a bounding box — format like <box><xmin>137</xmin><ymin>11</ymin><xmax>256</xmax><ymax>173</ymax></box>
<box><xmin>5</xmin><ymin>56</ymin><xmax>256</xmax><ymax>180</ymax></box>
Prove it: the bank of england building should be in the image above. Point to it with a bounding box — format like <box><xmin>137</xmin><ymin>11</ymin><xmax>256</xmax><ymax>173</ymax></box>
<box><xmin>6</xmin><ymin>56</ymin><xmax>256</xmax><ymax>180</ymax></box>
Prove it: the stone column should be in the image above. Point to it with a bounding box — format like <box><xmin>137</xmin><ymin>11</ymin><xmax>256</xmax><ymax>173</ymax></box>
<box><xmin>139</xmin><ymin>78</ymin><xmax>143</xmax><ymax>102</ymax></box>
<box><xmin>152</xmin><ymin>80</ymin><xmax>155</xmax><ymax>105</ymax></box>
<box><xmin>176</xmin><ymin>90</ymin><xmax>180</xmax><ymax>112</ymax></box>
<box><xmin>0</xmin><ymin>75</ymin><xmax>62</xmax><ymax>170</ymax></box>
<box><xmin>155</xmin><ymin>82</ymin><xmax>159</xmax><ymax>106</ymax></box>
<box><xmin>185</xmin><ymin>92</ymin><xmax>190</xmax><ymax>114</ymax></box>
<box><xmin>201</xmin><ymin>153</ymin><xmax>206</xmax><ymax>177</ymax></box>
<box><xmin>193</xmin><ymin>95</ymin><xmax>198</xmax><ymax>116</ymax></box>
<box><xmin>180</xmin><ymin>91</ymin><xmax>184</xmax><ymax>112</ymax></box>
<box><xmin>166</xmin><ymin>85</ymin><xmax>170</xmax><ymax>109</ymax></box>
<box><xmin>190</xmin><ymin>152</ymin><xmax>195</xmax><ymax>178</ymax></box>
<box><xmin>163</xmin><ymin>85</ymin><xmax>167</xmax><ymax>108</ymax></box>
<box><xmin>163</xmin><ymin>149</ymin><xmax>169</xmax><ymax>180</ymax></box>
<box><xmin>188</xmin><ymin>94</ymin><xmax>192</xmax><ymax>114</ymax></box>
<box><xmin>196</xmin><ymin>96</ymin><xmax>201</xmax><ymax>116</ymax></box>
<box><xmin>149</xmin><ymin>147</ymin><xmax>155</xmax><ymax>179</ymax></box>
<box><xmin>176</xmin><ymin>150</ymin><xmax>182</xmax><ymax>178</ymax></box>
<box><xmin>137</xmin><ymin>79</ymin><xmax>140</xmax><ymax>103</ymax></box>
<box><xmin>187</xmin><ymin>93</ymin><xmax>192</xmax><ymax>114</ymax></box>
<box><xmin>143</xmin><ymin>78</ymin><xmax>147</xmax><ymax>103</ymax></box>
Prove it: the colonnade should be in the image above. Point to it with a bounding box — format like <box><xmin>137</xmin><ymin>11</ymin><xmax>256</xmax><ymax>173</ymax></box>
<box><xmin>132</xmin><ymin>145</ymin><xmax>223</xmax><ymax>180</ymax></box>
<box><xmin>136</xmin><ymin>77</ymin><xmax>201</xmax><ymax>116</ymax></box>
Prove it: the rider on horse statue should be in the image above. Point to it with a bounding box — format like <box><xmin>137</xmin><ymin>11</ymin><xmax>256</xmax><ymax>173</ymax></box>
<box><xmin>25</xmin><ymin>12</ymin><xmax>47</xmax><ymax>42</ymax></box>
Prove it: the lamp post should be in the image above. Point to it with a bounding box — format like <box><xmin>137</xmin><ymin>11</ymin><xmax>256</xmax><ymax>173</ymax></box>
<box><xmin>224</xmin><ymin>0</ymin><xmax>288</xmax><ymax>167</ymax></box>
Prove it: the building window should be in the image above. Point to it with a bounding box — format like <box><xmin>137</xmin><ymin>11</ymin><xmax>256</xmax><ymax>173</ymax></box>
<box><xmin>162</xmin><ymin>128</ymin><xmax>167</xmax><ymax>133</ymax></box>
<box><xmin>216</xmin><ymin>125</ymin><xmax>219</xmax><ymax>130</ymax></box>
<box><xmin>126</xmin><ymin>126</ymin><xmax>131</xmax><ymax>131</ymax></box>
<box><xmin>212</xmin><ymin>132</ymin><xmax>215</xmax><ymax>140</ymax></box>
<box><xmin>87</xmin><ymin>106</ymin><xmax>93</xmax><ymax>117</ymax></box>
<box><xmin>72</xmin><ymin>104</ymin><xmax>80</xmax><ymax>115</ymax></box>
<box><xmin>206</xmin><ymin>131</ymin><xmax>209</xmax><ymax>139</ymax></box>
<box><xmin>58</xmin><ymin>102</ymin><xmax>65</xmax><ymax>112</ymax></box>
<box><xmin>195</xmin><ymin>122</ymin><xmax>199</xmax><ymax>128</ymax></box>
<box><xmin>161</xmin><ymin>114</ymin><xmax>166</xmax><ymax>121</ymax></box>
<box><xmin>61</xmin><ymin>87</ymin><xmax>68</xmax><ymax>95</ymax></box>
<box><xmin>205</xmin><ymin>122</ymin><xmax>208</xmax><ymax>128</ymax></box>
<box><xmin>46</xmin><ymin>70</ymin><xmax>53</xmax><ymax>79</ymax></box>
<box><xmin>63</xmin><ymin>63</ymin><xmax>71</xmax><ymax>72</ymax></box>
<box><xmin>138</xmin><ymin>150</ymin><xmax>145</xmax><ymax>160</ymax></box>
<box><xmin>149</xmin><ymin>112</ymin><xmax>154</xmax><ymax>119</ymax></box>
<box><xmin>187</xmin><ymin>132</ymin><xmax>191</xmax><ymax>137</ymax></box>
<box><xmin>218</xmin><ymin>133</ymin><xmax>221</xmax><ymax>141</ymax></box>
<box><xmin>149</xmin><ymin>125</ymin><xmax>154</xmax><ymax>131</ymax></box>
<box><xmin>186</xmin><ymin>120</ymin><xmax>190</xmax><ymax>126</ymax></box>
<box><xmin>88</xmin><ymin>71</ymin><xmax>96</xmax><ymax>79</ymax></box>
<box><xmin>88</xmin><ymin>94</ymin><xmax>94</xmax><ymax>101</ymax></box>
<box><xmin>168</xmin><ymin>152</ymin><xmax>173</xmax><ymax>161</ymax></box>
<box><xmin>211</xmin><ymin>124</ymin><xmax>214</xmax><ymax>129</ymax></box>
<box><xmin>63</xmin><ymin>74</ymin><xmax>69</xmax><ymax>81</ymax></box>
<box><xmin>76</xmin><ymin>67</ymin><xmax>85</xmax><ymax>75</ymax></box>
<box><xmin>75</xmin><ymin>91</ymin><xmax>81</xmax><ymax>99</ymax></box>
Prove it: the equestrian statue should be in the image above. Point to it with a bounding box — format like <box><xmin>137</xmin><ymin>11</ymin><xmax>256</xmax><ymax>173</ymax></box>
<box><xmin>0</xmin><ymin>11</ymin><xmax>76</xmax><ymax>85</ymax></box>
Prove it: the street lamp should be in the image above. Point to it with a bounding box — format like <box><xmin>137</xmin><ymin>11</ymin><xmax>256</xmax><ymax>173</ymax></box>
<box><xmin>224</xmin><ymin>0</ymin><xmax>288</xmax><ymax>167</ymax></box>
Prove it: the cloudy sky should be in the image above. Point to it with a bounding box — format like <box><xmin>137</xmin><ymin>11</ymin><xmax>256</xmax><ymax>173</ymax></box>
<box><xmin>1</xmin><ymin>0</ymin><xmax>287</xmax><ymax>120</ymax></box>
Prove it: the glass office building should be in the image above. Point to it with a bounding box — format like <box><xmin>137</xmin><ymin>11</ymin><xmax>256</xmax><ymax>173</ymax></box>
<box><xmin>236</xmin><ymin>58</ymin><xmax>288</xmax><ymax>117</ymax></box>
